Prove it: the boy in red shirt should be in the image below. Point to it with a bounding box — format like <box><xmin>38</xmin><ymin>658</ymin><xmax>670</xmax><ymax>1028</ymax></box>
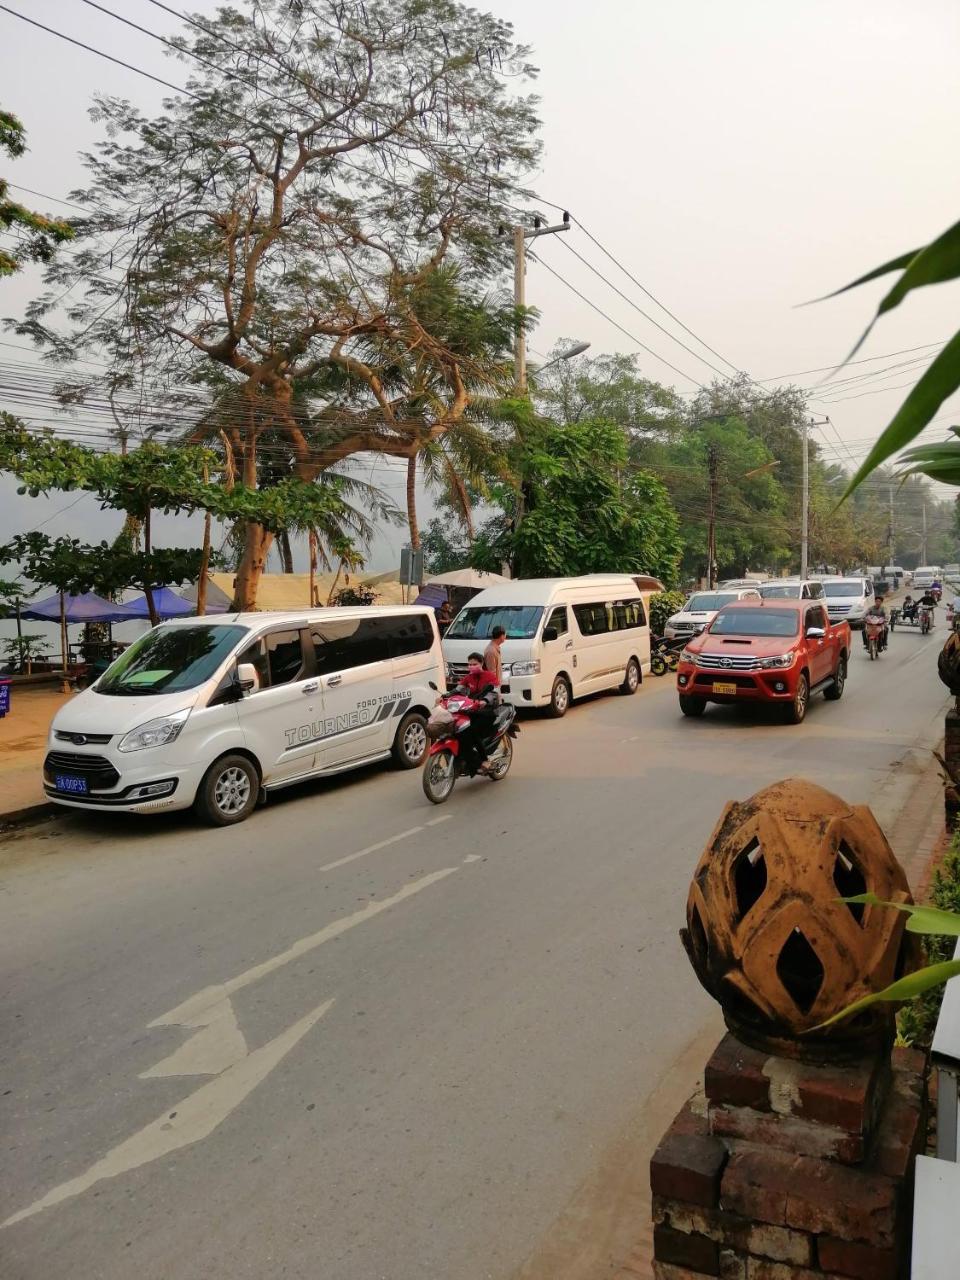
<box><xmin>454</xmin><ymin>652</ymin><xmax>499</xmax><ymax>774</ymax></box>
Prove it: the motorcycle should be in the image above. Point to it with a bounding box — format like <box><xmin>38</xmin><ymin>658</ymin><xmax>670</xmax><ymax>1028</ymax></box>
<box><xmin>919</xmin><ymin>601</ymin><xmax>934</xmax><ymax>635</ymax></box>
<box><xmin>422</xmin><ymin>687</ymin><xmax>519</xmax><ymax>804</ymax></box>
<box><xmin>863</xmin><ymin>613</ymin><xmax>887</xmax><ymax>660</ymax></box>
<box><xmin>650</xmin><ymin>633</ymin><xmax>688</xmax><ymax>676</ymax></box>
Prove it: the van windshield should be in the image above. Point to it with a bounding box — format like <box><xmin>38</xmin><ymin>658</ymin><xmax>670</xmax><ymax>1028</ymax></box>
<box><xmin>709</xmin><ymin>609</ymin><xmax>799</xmax><ymax>637</ymax></box>
<box><xmin>445</xmin><ymin>605</ymin><xmax>544</xmax><ymax>640</ymax></box>
<box><xmin>822</xmin><ymin>581</ymin><xmax>863</xmax><ymax>597</ymax></box>
<box><xmin>97</xmin><ymin>625</ymin><xmax>248</xmax><ymax>696</ymax></box>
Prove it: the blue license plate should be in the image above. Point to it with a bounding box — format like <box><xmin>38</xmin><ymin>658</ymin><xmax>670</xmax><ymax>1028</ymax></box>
<box><xmin>54</xmin><ymin>774</ymin><xmax>88</xmax><ymax>795</ymax></box>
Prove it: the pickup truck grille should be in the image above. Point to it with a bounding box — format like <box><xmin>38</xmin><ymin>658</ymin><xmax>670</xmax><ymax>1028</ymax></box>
<box><xmin>695</xmin><ymin>653</ymin><xmax>762</xmax><ymax>672</ymax></box>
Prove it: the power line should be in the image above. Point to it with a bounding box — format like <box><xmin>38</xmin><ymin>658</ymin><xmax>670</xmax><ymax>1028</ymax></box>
<box><xmin>556</xmin><ymin>238</ymin><xmax>731</xmax><ymax>379</ymax></box>
<box><xmin>4</xmin><ymin>184</ymin><xmax>91</xmax><ymax>214</ymax></box>
<box><xmin>759</xmin><ymin>341</ymin><xmax>946</xmax><ymax>383</ymax></box>
<box><xmin>533</xmin><ymin>256</ymin><xmax>705</xmax><ymax>389</ymax></box>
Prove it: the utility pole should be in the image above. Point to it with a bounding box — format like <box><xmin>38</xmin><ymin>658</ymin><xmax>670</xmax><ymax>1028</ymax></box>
<box><xmin>707</xmin><ymin>444</ymin><xmax>720</xmax><ymax>589</ymax></box>
<box><xmin>800</xmin><ymin>417</ymin><xmax>828</xmax><ymax>580</ymax></box>
<box><xmin>510</xmin><ymin>213</ymin><xmax>571</xmax><ymax>393</ymax></box>
<box><xmin>888</xmin><ymin>485</ymin><xmax>895</xmax><ymax>572</ymax></box>
<box><xmin>922</xmin><ymin>501</ymin><xmax>928</xmax><ymax>565</ymax></box>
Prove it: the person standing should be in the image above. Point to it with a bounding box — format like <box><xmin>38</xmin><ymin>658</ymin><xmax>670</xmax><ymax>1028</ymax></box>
<box><xmin>483</xmin><ymin>625</ymin><xmax>506</xmax><ymax>687</ymax></box>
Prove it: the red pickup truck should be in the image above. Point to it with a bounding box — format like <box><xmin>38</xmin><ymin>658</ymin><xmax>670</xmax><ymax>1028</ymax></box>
<box><xmin>675</xmin><ymin>600</ymin><xmax>850</xmax><ymax>725</ymax></box>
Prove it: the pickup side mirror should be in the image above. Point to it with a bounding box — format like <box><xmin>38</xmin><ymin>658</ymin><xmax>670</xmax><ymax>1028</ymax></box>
<box><xmin>805</xmin><ymin>626</ymin><xmax>826</xmax><ymax>640</ymax></box>
<box><xmin>542</xmin><ymin>626</ymin><xmax>559</xmax><ymax>642</ymax></box>
<box><xmin>236</xmin><ymin>661</ymin><xmax>259</xmax><ymax>694</ymax></box>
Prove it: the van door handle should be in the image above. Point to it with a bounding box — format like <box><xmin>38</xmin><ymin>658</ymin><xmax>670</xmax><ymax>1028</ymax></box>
<box><xmin>326</xmin><ymin>675</ymin><xmax>342</xmax><ymax>687</ymax></box>
<box><xmin>564</xmin><ymin>640</ymin><xmax>574</xmax><ymax>649</ymax></box>
<box><xmin>302</xmin><ymin>681</ymin><xmax>319</xmax><ymax>694</ymax></box>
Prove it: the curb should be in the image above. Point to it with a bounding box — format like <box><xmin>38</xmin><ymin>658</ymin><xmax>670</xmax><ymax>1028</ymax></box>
<box><xmin>0</xmin><ymin>800</ymin><xmax>56</xmax><ymax>832</ymax></box>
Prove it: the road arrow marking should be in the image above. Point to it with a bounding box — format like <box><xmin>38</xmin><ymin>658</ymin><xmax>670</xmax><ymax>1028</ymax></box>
<box><xmin>2</xmin><ymin>998</ymin><xmax>334</xmax><ymax>1230</ymax></box>
<box><xmin>139</xmin><ymin>995</ymin><xmax>248</xmax><ymax>1079</ymax></box>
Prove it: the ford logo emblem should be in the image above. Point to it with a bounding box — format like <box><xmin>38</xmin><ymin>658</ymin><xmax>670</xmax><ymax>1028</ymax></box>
<box><xmin>71</xmin><ymin>734</ymin><xmax>87</xmax><ymax>745</ymax></box>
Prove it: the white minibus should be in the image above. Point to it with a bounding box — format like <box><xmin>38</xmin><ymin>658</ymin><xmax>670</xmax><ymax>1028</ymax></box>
<box><xmin>441</xmin><ymin>576</ymin><xmax>651</xmax><ymax>717</ymax></box>
<box><xmin>45</xmin><ymin>607</ymin><xmax>443</xmax><ymax>825</ymax></box>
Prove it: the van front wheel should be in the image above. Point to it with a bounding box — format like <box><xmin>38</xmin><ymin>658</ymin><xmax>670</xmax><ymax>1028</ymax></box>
<box><xmin>548</xmin><ymin>676</ymin><xmax>571</xmax><ymax>718</ymax></box>
<box><xmin>194</xmin><ymin>754</ymin><xmax>259</xmax><ymax>826</ymax></box>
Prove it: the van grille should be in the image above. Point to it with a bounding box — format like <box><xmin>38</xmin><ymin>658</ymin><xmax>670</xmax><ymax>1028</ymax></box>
<box><xmin>54</xmin><ymin>730</ymin><xmax>113</xmax><ymax>745</ymax></box>
<box><xmin>43</xmin><ymin>752</ymin><xmax>120</xmax><ymax>790</ymax></box>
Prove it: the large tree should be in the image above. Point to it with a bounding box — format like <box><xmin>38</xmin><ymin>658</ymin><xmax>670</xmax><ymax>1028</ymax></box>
<box><xmin>0</xmin><ymin>110</ymin><xmax>73</xmax><ymax>277</ymax></box>
<box><xmin>15</xmin><ymin>0</ymin><xmax>540</xmax><ymax>606</ymax></box>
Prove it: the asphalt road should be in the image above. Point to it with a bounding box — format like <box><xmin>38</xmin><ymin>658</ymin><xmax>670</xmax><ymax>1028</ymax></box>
<box><xmin>0</xmin><ymin>624</ymin><xmax>950</xmax><ymax>1280</ymax></box>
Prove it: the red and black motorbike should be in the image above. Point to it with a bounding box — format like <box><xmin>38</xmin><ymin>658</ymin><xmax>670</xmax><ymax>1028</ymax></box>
<box><xmin>422</xmin><ymin>686</ymin><xmax>519</xmax><ymax>804</ymax></box>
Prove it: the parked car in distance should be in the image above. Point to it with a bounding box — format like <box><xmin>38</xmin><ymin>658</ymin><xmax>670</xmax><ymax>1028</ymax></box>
<box><xmin>913</xmin><ymin>566</ymin><xmax>942</xmax><ymax>590</ymax></box>
<box><xmin>943</xmin><ymin>564</ymin><xmax>960</xmax><ymax>579</ymax></box>
<box><xmin>676</xmin><ymin>599</ymin><xmax>849</xmax><ymax>725</ymax></box>
<box><xmin>441</xmin><ymin>575</ymin><xmax>650</xmax><ymax>717</ymax></box>
<box><xmin>45</xmin><ymin>606</ymin><xmax>444</xmax><ymax>825</ymax></box>
<box><xmin>818</xmin><ymin>575</ymin><xmax>874</xmax><ymax>629</ymax></box>
<box><xmin>718</xmin><ymin>578</ymin><xmax>765</xmax><ymax>590</ymax></box>
<box><xmin>759</xmin><ymin>578</ymin><xmax>826</xmax><ymax>601</ymax></box>
<box><xmin>663</xmin><ymin>587</ymin><xmax>761</xmax><ymax>639</ymax></box>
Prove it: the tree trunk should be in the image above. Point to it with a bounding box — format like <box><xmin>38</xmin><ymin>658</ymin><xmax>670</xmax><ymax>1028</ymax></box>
<box><xmin>233</xmin><ymin>522</ymin><xmax>273</xmax><ymax>610</ymax></box>
<box><xmin>406</xmin><ymin>455</ymin><xmax>421</xmax><ymax>550</ymax></box>
<box><xmin>308</xmin><ymin>528</ymin><xmax>318</xmax><ymax>606</ymax></box>
<box><xmin>142</xmin><ymin>504</ymin><xmax>159</xmax><ymax>628</ymax></box>
<box><xmin>278</xmin><ymin>530</ymin><xmax>295</xmax><ymax>574</ymax></box>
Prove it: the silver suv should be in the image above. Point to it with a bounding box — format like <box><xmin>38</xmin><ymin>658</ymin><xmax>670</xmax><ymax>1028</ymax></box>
<box><xmin>759</xmin><ymin>579</ymin><xmax>826</xmax><ymax>601</ymax></box>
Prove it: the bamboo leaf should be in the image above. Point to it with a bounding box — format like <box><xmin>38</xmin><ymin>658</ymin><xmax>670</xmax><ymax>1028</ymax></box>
<box><xmin>841</xmin><ymin>328</ymin><xmax>960</xmax><ymax>496</ymax></box>
<box><xmin>813</xmin><ymin>249</ymin><xmax>921</xmax><ymax>303</ymax></box>
<box><xmin>876</xmin><ymin>217</ymin><xmax>960</xmax><ymax>319</ymax></box>
<box><xmin>841</xmin><ymin>892</ymin><xmax>960</xmax><ymax>936</ymax></box>
<box><xmin>815</xmin><ymin>960</ymin><xmax>960</xmax><ymax>1028</ymax></box>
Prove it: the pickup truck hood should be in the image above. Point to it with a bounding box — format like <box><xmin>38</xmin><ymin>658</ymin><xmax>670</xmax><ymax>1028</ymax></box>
<box><xmin>687</xmin><ymin>634</ymin><xmax>801</xmax><ymax>659</ymax></box>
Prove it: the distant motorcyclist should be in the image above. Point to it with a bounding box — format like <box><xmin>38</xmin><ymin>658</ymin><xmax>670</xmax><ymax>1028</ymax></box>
<box><xmin>863</xmin><ymin>595</ymin><xmax>888</xmax><ymax>652</ymax></box>
<box><xmin>451</xmin><ymin>652</ymin><xmax>499</xmax><ymax>774</ymax></box>
<box><xmin>919</xmin><ymin>588</ymin><xmax>938</xmax><ymax>618</ymax></box>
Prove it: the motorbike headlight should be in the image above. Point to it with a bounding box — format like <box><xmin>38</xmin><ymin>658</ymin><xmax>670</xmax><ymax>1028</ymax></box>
<box><xmin>511</xmin><ymin>660</ymin><xmax>541</xmax><ymax>676</ymax></box>
<box><xmin>758</xmin><ymin>652</ymin><xmax>795</xmax><ymax>669</ymax></box>
<box><xmin>118</xmin><ymin>708</ymin><xmax>190</xmax><ymax>753</ymax></box>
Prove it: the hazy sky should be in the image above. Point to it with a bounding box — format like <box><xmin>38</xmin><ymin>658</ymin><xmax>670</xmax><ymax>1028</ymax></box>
<box><xmin>1</xmin><ymin>0</ymin><xmax>959</xmax><ymax>569</ymax></box>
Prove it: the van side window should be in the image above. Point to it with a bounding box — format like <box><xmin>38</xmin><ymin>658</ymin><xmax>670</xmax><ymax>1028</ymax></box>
<box><xmin>573</xmin><ymin>602</ymin><xmax>610</xmax><ymax>636</ymax></box>
<box><xmin>237</xmin><ymin>638</ymin><xmax>269</xmax><ymax>691</ymax></box>
<box><xmin>311</xmin><ymin>618</ymin><xmax>391</xmax><ymax>675</ymax></box>
<box><xmin>545</xmin><ymin>606</ymin><xmax>568</xmax><ymax>636</ymax></box>
<box><xmin>384</xmin><ymin>613</ymin><xmax>434</xmax><ymax>657</ymax></box>
<box><xmin>266</xmin><ymin>630</ymin><xmax>306</xmax><ymax>685</ymax></box>
<box><xmin>615</xmin><ymin>599</ymin><xmax>647</xmax><ymax>629</ymax></box>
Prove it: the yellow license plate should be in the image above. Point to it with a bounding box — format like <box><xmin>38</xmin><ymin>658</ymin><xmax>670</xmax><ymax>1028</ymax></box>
<box><xmin>712</xmin><ymin>681</ymin><xmax>737</xmax><ymax>695</ymax></box>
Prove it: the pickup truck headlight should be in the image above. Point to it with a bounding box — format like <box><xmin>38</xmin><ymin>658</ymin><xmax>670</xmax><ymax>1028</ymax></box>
<box><xmin>666</xmin><ymin>615</ymin><xmax>681</xmax><ymax>628</ymax></box>
<box><xmin>680</xmin><ymin>648</ymin><xmax>696</xmax><ymax>664</ymax></box>
<box><xmin>118</xmin><ymin>709</ymin><xmax>190</xmax><ymax>753</ymax></box>
<box><xmin>758</xmin><ymin>652</ymin><xmax>796</xmax><ymax>669</ymax></box>
<box><xmin>510</xmin><ymin>660</ymin><xmax>540</xmax><ymax>676</ymax></box>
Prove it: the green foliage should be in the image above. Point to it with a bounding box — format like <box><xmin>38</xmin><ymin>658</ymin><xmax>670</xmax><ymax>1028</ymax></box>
<box><xmin>649</xmin><ymin>591</ymin><xmax>688</xmax><ymax>637</ymax></box>
<box><xmin>1</xmin><ymin>109</ymin><xmax>74</xmax><ymax>277</ymax></box>
<box><xmin>820</xmin><ymin>839</ymin><xmax>960</xmax><ymax>1039</ymax></box>
<box><xmin>819</xmin><ymin>217</ymin><xmax>960</xmax><ymax>494</ymax></box>
<box><xmin>1</xmin><ymin>634</ymin><xmax>49</xmax><ymax>672</ymax></box>
<box><xmin>333</xmin><ymin>584</ymin><xmax>378</xmax><ymax>607</ymax></box>
<box><xmin>422</xmin><ymin>517</ymin><xmax>470</xmax><ymax>575</ymax></box>
<box><xmin>472</xmin><ymin>418</ymin><xmax>681</xmax><ymax>583</ymax></box>
<box><xmin>0</xmin><ymin>532</ymin><xmax>204</xmax><ymax>597</ymax></box>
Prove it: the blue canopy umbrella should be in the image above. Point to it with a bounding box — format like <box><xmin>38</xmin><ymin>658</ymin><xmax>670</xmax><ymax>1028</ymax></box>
<box><xmin>21</xmin><ymin>591</ymin><xmax>138</xmax><ymax>623</ymax></box>
<box><xmin>124</xmin><ymin>587</ymin><xmax>196</xmax><ymax>620</ymax></box>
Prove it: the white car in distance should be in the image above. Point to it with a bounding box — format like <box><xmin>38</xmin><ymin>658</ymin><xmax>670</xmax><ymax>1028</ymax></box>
<box><xmin>663</xmin><ymin>587</ymin><xmax>761</xmax><ymax>640</ymax></box>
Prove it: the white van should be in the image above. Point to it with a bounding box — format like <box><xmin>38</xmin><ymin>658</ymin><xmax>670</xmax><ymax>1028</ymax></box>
<box><xmin>44</xmin><ymin>607</ymin><xmax>443</xmax><ymax>825</ymax></box>
<box><xmin>441</xmin><ymin>576</ymin><xmax>650</xmax><ymax>717</ymax></box>
<box><xmin>913</xmin><ymin>566</ymin><xmax>942</xmax><ymax>590</ymax></box>
<box><xmin>819</xmin><ymin>576</ymin><xmax>874</xmax><ymax>628</ymax></box>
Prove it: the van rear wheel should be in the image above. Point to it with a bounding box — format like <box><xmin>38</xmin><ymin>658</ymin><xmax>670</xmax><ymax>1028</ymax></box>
<box><xmin>393</xmin><ymin>711</ymin><xmax>428</xmax><ymax>769</ymax></box>
<box><xmin>194</xmin><ymin>754</ymin><xmax>259</xmax><ymax>826</ymax></box>
<box><xmin>620</xmin><ymin>658</ymin><xmax>640</xmax><ymax>695</ymax></box>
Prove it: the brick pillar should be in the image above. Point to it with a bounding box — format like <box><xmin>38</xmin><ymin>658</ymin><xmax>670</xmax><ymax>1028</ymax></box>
<box><xmin>649</xmin><ymin>1036</ymin><xmax>927</xmax><ymax>1279</ymax></box>
<box><xmin>944</xmin><ymin>708</ymin><xmax>960</xmax><ymax>830</ymax></box>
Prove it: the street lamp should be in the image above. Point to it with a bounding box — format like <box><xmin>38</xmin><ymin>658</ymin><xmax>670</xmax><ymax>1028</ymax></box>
<box><xmin>535</xmin><ymin>341</ymin><xmax>591</xmax><ymax>374</ymax></box>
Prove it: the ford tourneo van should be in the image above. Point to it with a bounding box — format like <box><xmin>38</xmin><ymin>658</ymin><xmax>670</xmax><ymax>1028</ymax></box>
<box><xmin>441</xmin><ymin>576</ymin><xmax>651</xmax><ymax>717</ymax></box>
<box><xmin>44</xmin><ymin>607</ymin><xmax>444</xmax><ymax>825</ymax></box>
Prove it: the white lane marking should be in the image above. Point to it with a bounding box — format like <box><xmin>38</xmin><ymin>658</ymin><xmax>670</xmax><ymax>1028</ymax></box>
<box><xmin>2</xmin><ymin>999</ymin><xmax>335</xmax><ymax>1230</ymax></box>
<box><xmin>463</xmin><ymin>854</ymin><xmax>482</xmax><ymax>864</ymax></box>
<box><xmin>139</xmin><ymin>996</ymin><xmax>247</xmax><ymax>1079</ymax></box>
<box><xmin>903</xmin><ymin>641</ymin><xmax>938</xmax><ymax>667</ymax></box>
<box><xmin>316</xmin><ymin>814</ymin><xmax>451</xmax><ymax>872</ymax></box>
<box><xmin>150</xmin><ymin>867</ymin><xmax>459</xmax><ymax>1029</ymax></box>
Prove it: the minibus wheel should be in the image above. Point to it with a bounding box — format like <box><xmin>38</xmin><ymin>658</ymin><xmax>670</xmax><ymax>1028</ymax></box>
<box><xmin>548</xmin><ymin>676</ymin><xmax>571</xmax><ymax>718</ymax></box>
<box><xmin>194</xmin><ymin>753</ymin><xmax>259</xmax><ymax>826</ymax></box>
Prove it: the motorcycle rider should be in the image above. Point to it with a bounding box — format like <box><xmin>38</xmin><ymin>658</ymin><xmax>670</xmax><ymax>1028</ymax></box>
<box><xmin>919</xmin><ymin>587</ymin><xmax>938</xmax><ymax>624</ymax></box>
<box><xmin>863</xmin><ymin>594</ymin><xmax>888</xmax><ymax>652</ymax></box>
<box><xmin>901</xmin><ymin>594</ymin><xmax>917</xmax><ymax>623</ymax></box>
<box><xmin>450</xmin><ymin>652</ymin><xmax>500</xmax><ymax>774</ymax></box>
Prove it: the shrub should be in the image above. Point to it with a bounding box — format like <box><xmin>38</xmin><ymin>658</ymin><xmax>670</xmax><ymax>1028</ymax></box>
<box><xmin>648</xmin><ymin>590</ymin><xmax>687</xmax><ymax>637</ymax></box>
<box><xmin>897</xmin><ymin>833</ymin><xmax>960</xmax><ymax>1047</ymax></box>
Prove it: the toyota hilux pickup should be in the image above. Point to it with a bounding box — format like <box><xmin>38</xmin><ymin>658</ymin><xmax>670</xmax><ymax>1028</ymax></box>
<box><xmin>675</xmin><ymin>600</ymin><xmax>849</xmax><ymax>725</ymax></box>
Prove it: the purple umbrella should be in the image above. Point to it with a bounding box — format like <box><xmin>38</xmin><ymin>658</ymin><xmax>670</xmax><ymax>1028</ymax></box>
<box><xmin>21</xmin><ymin>592</ymin><xmax>139</xmax><ymax>623</ymax></box>
<box><xmin>124</xmin><ymin>587</ymin><xmax>197</xmax><ymax>620</ymax></box>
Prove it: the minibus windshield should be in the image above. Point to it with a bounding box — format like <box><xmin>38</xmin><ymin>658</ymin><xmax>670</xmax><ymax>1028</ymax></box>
<box><xmin>445</xmin><ymin>605</ymin><xmax>544</xmax><ymax>640</ymax></box>
<box><xmin>97</xmin><ymin>625</ymin><xmax>248</xmax><ymax>696</ymax></box>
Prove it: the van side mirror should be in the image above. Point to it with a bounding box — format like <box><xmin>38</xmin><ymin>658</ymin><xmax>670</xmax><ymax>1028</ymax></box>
<box><xmin>237</xmin><ymin>662</ymin><xmax>258</xmax><ymax>694</ymax></box>
<box><xmin>542</xmin><ymin>626</ymin><xmax>559</xmax><ymax>642</ymax></box>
